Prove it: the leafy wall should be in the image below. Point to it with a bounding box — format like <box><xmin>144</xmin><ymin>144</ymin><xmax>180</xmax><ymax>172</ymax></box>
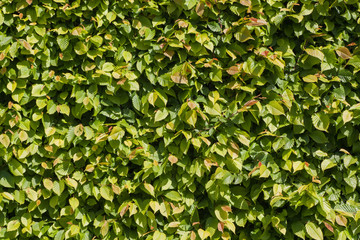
<box><xmin>1</xmin><ymin>0</ymin><xmax>360</xmax><ymax>239</ymax></box>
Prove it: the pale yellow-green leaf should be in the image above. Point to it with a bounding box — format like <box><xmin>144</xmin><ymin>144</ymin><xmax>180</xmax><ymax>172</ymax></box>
<box><xmin>305</xmin><ymin>222</ymin><xmax>323</xmax><ymax>240</ymax></box>
<box><xmin>266</xmin><ymin>101</ymin><xmax>285</xmax><ymax>116</ymax></box>
<box><xmin>153</xmin><ymin>230</ymin><xmax>166</xmax><ymax>240</ymax></box>
<box><xmin>342</xmin><ymin>110</ymin><xmax>353</xmax><ymax>124</ymax></box>
<box><xmin>100</xmin><ymin>185</ymin><xmax>114</xmax><ymax>201</ymax></box>
<box><xmin>43</xmin><ymin>178</ymin><xmax>54</xmax><ymax>190</ymax></box>
<box><xmin>185</xmin><ymin>110</ymin><xmax>197</xmax><ymax>127</ymax></box>
<box><xmin>25</xmin><ymin>188</ymin><xmax>38</xmax><ymax>201</ymax></box>
<box><xmin>69</xmin><ymin>197</ymin><xmax>79</xmax><ymax>210</ymax></box>
<box><xmin>19</xmin><ymin>130</ymin><xmax>28</xmax><ymax>142</ymax></box>
<box><xmin>0</xmin><ymin>134</ymin><xmax>10</xmax><ymax>148</ymax></box>
<box><xmin>305</xmin><ymin>48</ymin><xmax>324</xmax><ymax>61</ymax></box>
<box><xmin>7</xmin><ymin>220</ymin><xmax>21</xmax><ymax>232</ymax></box>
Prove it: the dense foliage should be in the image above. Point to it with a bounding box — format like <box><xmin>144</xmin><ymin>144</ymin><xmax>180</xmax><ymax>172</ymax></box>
<box><xmin>1</xmin><ymin>0</ymin><xmax>360</xmax><ymax>239</ymax></box>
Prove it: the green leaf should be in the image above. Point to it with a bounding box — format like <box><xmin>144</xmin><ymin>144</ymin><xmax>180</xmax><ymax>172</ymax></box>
<box><xmin>123</xmin><ymin>51</ymin><xmax>132</xmax><ymax>63</ymax></box>
<box><xmin>153</xmin><ymin>230</ymin><xmax>166</xmax><ymax>240</ymax></box>
<box><xmin>106</xmin><ymin>11</ymin><xmax>116</xmax><ymax>23</ymax></box>
<box><xmin>348</xmin><ymin>55</ymin><xmax>360</xmax><ymax>69</ymax></box>
<box><xmin>100</xmin><ymin>185</ymin><xmax>114</xmax><ymax>201</ymax></box>
<box><xmin>321</xmin><ymin>159</ymin><xmax>336</xmax><ymax>171</ymax></box>
<box><xmin>305</xmin><ymin>222</ymin><xmax>323</xmax><ymax>240</ymax></box>
<box><xmin>155</xmin><ymin>108</ymin><xmax>169</xmax><ymax>122</ymax></box>
<box><xmin>57</xmin><ymin>35</ymin><xmax>69</xmax><ymax>51</ymax></box>
<box><xmin>184</xmin><ymin>0</ymin><xmax>197</xmax><ymax>9</ymax></box>
<box><xmin>70</xmin><ymin>225</ymin><xmax>80</xmax><ymax>237</ymax></box>
<box><xmin>164</xmin><ymin>191</ymin><xmax>182</xmax><ymax>202</ymax></box>
<box><xmin>8</xmin><ymin>159</ymin><xmax>25</xmax><ymax>176</ymax></box>
<box><xmin>102</xmin><ymin>62</ymin><xmax>114</xmax><ymax>72</ymax></box>
<box><xmin>25</xmin><ymin>188</ymin><xmax>38</xmax><ymax>201</ymax></box>
<box><xmin>312</xmin><ymin>113</ymin><xmax>330</xmax><ymax>131</ymax></box>
<box><xmin>266</xmin><ymin>101</ymin><xmax>285</xmax><ymax>115</ymax></box>
<box><xmin>185</xmin><ymin>110</ymin><xmax>197</xmax><ymax>127</ymax></box>
<box><xmin>210</xmin><ymin>69</ymin><xmax>222</xmax><ymax>82</ymax></box>
<box><xmin>7</xmin><ymin>220</ymin><xmax>20</xmax><ymax>231</ymax></box>
<box><xmin>43</xmin><ymin>178</ymin><xmax>53</xmax><ymax>190</ymax></box>
<box><xmin>234</xmin><ymin>27</ymin><xmax>254</xmax><ymax>42</ymax></box>
<box><xmin>59</xmin><ymin>104</ymin><xmax>70</xmax><ymax>116</ymax></box>
<box><xmin>74</xmin><ymin>41</ymin><xmax>88</xmax><ymax>55</ymax></box>
<box><xmin>214</xmin><ymin>205</ymin><xmax>228</xmax><ymax>221</ymax></box>
<box><xmin>196</xmin><ymin>33</ymin><xmax>209</xmax><ymax>45</ymax></box>
<box><xmin>14</xmin><ymin>190</ymin><xmax>25</xmax><ymax>204</ymax></box>
<box><xmin>69</xmin><ymin>197</ymin><xmax>79</xmax><ymax>210</ymax></box>
<box><xmin>101</xmin><ymin>221</ymin><xmax>109</xmax><ymax>237</ymax></box>
<box><xmin>31</xmin><ymin>84</ymin><xmax>46</xmax><ymax>97</ymax></box>
<box><xmin>0</xmin><ymin>170</ymin><xmax>15</xmax><ymax>188</ymax></box>
<box><xmin>144</xmin><ymin>183</ymin><xmax>155</xmax><ymax>197</ymax></box>
<box><xmin>310</xmin><ymin>131</ymin><xmax>328</xmax><ymax>143</ymax></box>
<box><xmin>90</xmin><ymin>35</ymin><xmax>103</xmax><ymax>47</ymax></box>
<box><xmin>16</xmin><ymin>61</ymin><xmax>31</xmax><ymax>78</ymax></box>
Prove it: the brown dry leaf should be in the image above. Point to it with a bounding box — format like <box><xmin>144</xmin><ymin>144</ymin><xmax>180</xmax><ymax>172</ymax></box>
<box><xmin>336</xmin><ymin>47</ymin><xmax>352</xmax><ymax>59</ymax></box>
<box><xmin>243</xmin><ymin>99</ymin><xmax>258</xmax><ymax>107</ymax></box>
<box><xmin>196</xmin><ymin>2</ymin><xmax>205</xmax><ymax>17</ymax></box>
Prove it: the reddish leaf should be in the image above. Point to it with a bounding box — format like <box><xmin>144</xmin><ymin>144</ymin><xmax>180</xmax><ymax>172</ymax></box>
<box><xmin>227</xmin><ymin>66</ymin><xmax>240</xmax><ymax>75</ymax></box>
<box><xmin>247</xmin><ymin>18</ymin><xmax>267</xmax><ymax>26</ymax></box>
<box><xmin>221</xmin><ymin>206</ymin><xmax>232</xmax><ymax>212</ymax></box>
<box><xmin>240</xmin><ymin>0</ymin><xmax>251</xmax><ymax>6</ymax></box>
<box><xmin>218</xmin><ymin>222</ymin><xmax>224</xmax><ymax>232</ymax></box>
<box><xmin>323</xmin><ymin>222</ymin><xmax>334</xmax><ymax>233</ymax></box>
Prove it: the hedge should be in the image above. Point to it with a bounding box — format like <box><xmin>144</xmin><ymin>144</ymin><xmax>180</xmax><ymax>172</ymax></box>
<box><xmin>1</xmin><ymin>0</ymin><xmax>360</xmax><ymax>239</ymax></box>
